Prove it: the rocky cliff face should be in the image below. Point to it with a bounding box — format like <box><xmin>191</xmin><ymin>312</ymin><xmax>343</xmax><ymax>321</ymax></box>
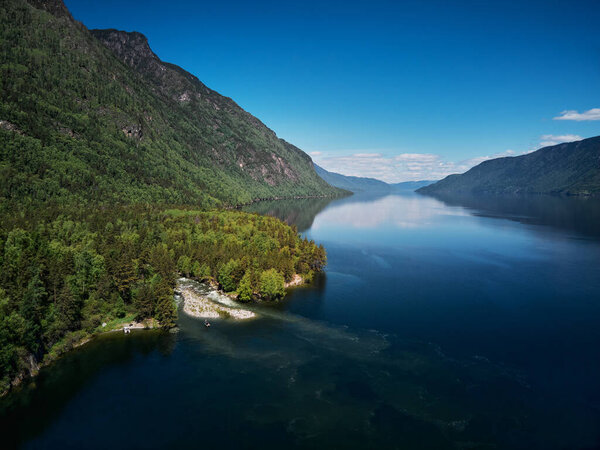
<box><xmin>90</xmin><ymin>29</ymin><xmax>216</xmax><ymax>105</ymax></box>
<box><xmin>90</xmin><ymin>27</ymin><xmax>317</xmax><ymax>189</ymax></box>
<box><xmin>26</xmin><ymin>0</ymin><xmax>73</xmax><ymax>19</ymax></box>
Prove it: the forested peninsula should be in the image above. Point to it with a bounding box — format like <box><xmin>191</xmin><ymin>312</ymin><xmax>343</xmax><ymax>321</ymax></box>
<box><xmin>0</xmin><ymin>0</ymin><xmax>335</xmax><ymax>395</ymax></box>
<box><xmin>0</xmin><ymin>207</ymin><xmax>326</xmax><ymax>395</ymax></box>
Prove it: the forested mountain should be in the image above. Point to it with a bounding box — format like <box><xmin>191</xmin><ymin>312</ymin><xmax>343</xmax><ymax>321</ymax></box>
<box><xmin>315</xmin><ymin>164</ymin><xmax>434</xmax><ymax>193</ymax></box>
<box><xmin>315</xmin><ymin>165</ymin><xmax>391</xmax><ymax>192</ymax></box>
<box><xmin>0</xmin><ymin>0</ymin><xmax>336</xmax><ymax>394</ymax></box>
<box><xmin>419</xmin><ymin>136</ymin><xmax>600</xmax><ymax>196</ymax></box>
<box><xmin>390</xmin><ymin>180</ymin><xmax>437</xmax><ymax>191</ymax></box>
<box><xmin>0</xmin><ymin>0</ymin><xmax>341</xmax><ymax>208</ymax></box>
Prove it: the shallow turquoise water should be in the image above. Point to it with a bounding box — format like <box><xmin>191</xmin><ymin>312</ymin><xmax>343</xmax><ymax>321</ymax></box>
<box><xmin>2</xmin><ymin>193</ymin><xmax>600</xmax><ymax>449</ymax></box>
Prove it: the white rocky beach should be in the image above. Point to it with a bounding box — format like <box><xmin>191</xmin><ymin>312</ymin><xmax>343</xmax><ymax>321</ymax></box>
<box><xmin>178</xmin><ymin>278</ymin><xmax>257</xmax><ymax>320</ymax></box>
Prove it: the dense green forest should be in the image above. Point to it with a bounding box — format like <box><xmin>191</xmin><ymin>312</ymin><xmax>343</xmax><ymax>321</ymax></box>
<box><xmin>0</xmin><ymin>0</ymin><xmax>336</xmax><ymax>394</ymax></box>
<box><xmin>0</xmin><ymin>0</ymin><xmax>341</xmax><ymax>207</ymax></box>
<box><xmin>0</xmin><ymin>206</ymin><xmax>326</xmax><ymax>394</ymax></box>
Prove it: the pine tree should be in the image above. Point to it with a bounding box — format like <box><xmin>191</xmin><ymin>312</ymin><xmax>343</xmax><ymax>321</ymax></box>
<box><xmin>113</xmin><ymin>255</ymin><xmax>136</xmax><ymax>301</ymax></box>
<box><xmin>57</xmin><ymin>282</ymin><xmax>81</xmax><ymax>331</ymax></box>
<box><xmin>134</xmin><ymin>283</ymin><xmax>155</xmax><ymax>320</ymax></box>
<box><xmin>259</xmin><ymin>269</ymin><xmax>285</xmax><ymax>301</ymax></box>
<box><xmin>20</xmin><ymin>272</ymin><xmax>46</xmax><ymax>353</ymax></box>
<box><xmin>238</xmin><ymin>272</ymin><xmax>253</xmax><ymax>302</ymax></box>
<box><xmin>177</xmin><ymin>255</ymin><xmax>192</xmax><ymax>277</ymax></box>
<box><xmin>155</xmin><ymin>279</ymin><xmax>176</xmax><ymax>329</ymax></box>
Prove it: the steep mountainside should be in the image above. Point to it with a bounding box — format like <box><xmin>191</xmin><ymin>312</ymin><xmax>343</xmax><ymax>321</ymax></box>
<box><xmin>419</xmin><ymin>136</ymin><xmax>600</xmax><ymax>196</ymax></box>
<box><xmin>315</xmin><ymin>165</ymin><xmax>434</xmax><ymax>193</ymax></box>
<box><xmin>390</xmin><ymin>180</ymin><xmax>437</xmax><ymax>192</ymax></box>
<box><xmin>315</xmin><ymin>165</ymin><xmax>390</xmax><ymax>192</ymax></box>
<box><xmin>0</xmin><ymin>0</ymin><xmax>341</xmax><ymax>208</ymax></box>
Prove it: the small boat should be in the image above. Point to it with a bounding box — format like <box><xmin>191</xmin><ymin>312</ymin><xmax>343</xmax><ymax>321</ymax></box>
<box><xmin>204</xmin><ymin>320</ymin><xmax>211</xmax><ymax>328</ymax></box>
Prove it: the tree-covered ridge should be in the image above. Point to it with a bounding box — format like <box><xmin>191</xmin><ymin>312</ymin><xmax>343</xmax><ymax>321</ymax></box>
<box><xmin>0</xmin><ymin>0</ymin><xmax>333</xmax><ymax>394</ymax></box>
<box><xmin>0</xmin><ymin>0</ymin><xmax>341</xmax><ymax>208</ymax></box>
<box><xmin>418</xmin><ymin>136</ymin><xmax>600</xmax><ymax>196</ymax></box>
<box><xmin>0</xmin><ymin>206</ymin><xmax>326</xmax><ymax>394</ymax></box>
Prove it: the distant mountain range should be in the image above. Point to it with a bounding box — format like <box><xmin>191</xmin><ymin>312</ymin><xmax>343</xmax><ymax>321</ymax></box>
<box><xmin>0</xmin><ymin>0</ymin><xmax>342</xmax><ymax>207</ymax></box>
<box><xmin>418</xmin><ymin>136</ymin><xmax>600</xmax><ymax>196</ymax></box>
<box><xmin>314</xmin><ymin>165</ymin><xmax>435</xmax><ymax>193</ymax></box>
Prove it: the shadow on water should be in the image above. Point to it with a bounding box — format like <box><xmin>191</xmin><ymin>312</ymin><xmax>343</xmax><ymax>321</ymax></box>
<box><xmin>0</xmin><ymin>330</ymin><xmax>171</xmax><ymax>448</ymax></box>
<box><xmin>243</xmin><ymin>197</ymin><xmax>338</xmax><ymax>232</ymax></box>
<box><xmin>422</xmin><ymin>192</ymin><xmax>600</xmax><ymax>238</ymax></box>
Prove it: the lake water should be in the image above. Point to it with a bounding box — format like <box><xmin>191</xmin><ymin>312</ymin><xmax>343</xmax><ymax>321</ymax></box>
<box><xmin>2</xmin><ymin>193</ymin><xmax>600</xmax><ymax>449</ymax></box>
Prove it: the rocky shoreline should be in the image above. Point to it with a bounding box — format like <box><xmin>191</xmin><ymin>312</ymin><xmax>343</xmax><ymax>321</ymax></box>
<box><xmin>178</xmin><ymin>273</ymin><xmax>308</xmax><ymax>322</ymax></box>
<box><xmin>180</xmin><ymin>286</ymin><xmax>257</xmax><ymax>320</ymax></box>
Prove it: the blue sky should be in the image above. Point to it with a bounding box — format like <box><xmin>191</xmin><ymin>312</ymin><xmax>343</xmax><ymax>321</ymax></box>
<box><xmin>66</xmin><ymin>0</ymin><xmax>600</xmax><ymax>181</ymax></box>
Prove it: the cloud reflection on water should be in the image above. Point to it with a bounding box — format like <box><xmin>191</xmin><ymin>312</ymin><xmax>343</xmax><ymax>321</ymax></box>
<box><xmin>312</xmin><ymin>194</ymin><xmax>469</xmax><ymax>230</ymax></box>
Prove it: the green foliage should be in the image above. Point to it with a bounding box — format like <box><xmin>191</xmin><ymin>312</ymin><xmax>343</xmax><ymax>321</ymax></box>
<box><xmin>177</xmin><ymin>255</ymin><xmax>192</xmax><ymax>277</ymax></box>
<box><xmin>277</xmin><ymin>247</ymin><xmax>295</xmax><ymax>282</ymax></box>
<box><xmin>0</xmin><ymin>0</ymin><xmax>332</xmax><ymax>394</ymax></box>
<box><xmin>192</xmin><ymin>262</ymin><xmax>211</xmax><ymax>280</ymax></box>
<box><xmin>218</xmin><ymin>259</ymin><xmax>242</xmax><ymax>292</ymax></box>
<box><xmin>259</xmin><ymin>269</ymin><xmax>286</xmax><ymax>300</ymax></box>
<box><xmin>133</xmin><ymin>282</ymin><xmax>155</xmax><ymax>320</ymax></box>
<box><xmin>0</xmin><ymin>205</ymin><xmax>327</xmax><ymax>392</ymax></box>
<box><xmin>0</xmin><ymin>0</ymin><xmax>342</xmax><ymax>209</ymax></box>
<box><xmin>0</xmin><ymin>288</ymin><xmax>26</xmax><ymax>393</ymax></box>
<box><xmin>154</xmin><ymin>277</ymin><xmax>176</xmax><ymax>329</ymax></box>
<box><xmin>113</xmin><ymin>294</ymin><xmax>126</xmax><ymax>319</ymax></box>
<box><xmin>237</xmin><ymin>272</ymin><xmax>254</xmax><ymax>302</ymax></box>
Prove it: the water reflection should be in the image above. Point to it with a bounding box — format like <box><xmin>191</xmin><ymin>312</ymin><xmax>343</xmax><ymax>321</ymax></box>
<box><xmin>2</xmin><ymin>193</ymin><xmax>600</xmax><ymax>449</ymax></box>
<box><xmin>421</xmin><ymin>192</ymin><xmax>600</xmax><ymax>238</ymax></box>
<box><xmin>247</xmin><ymin>191</ymin><xmax>600</xmax><ymax>240</ymax></box>
<box><xmin>311</xmin><ymin>193</ymin><xmax>467</xmax><ymax>229</ymax></box>
<box><xmin>243</xmin><ymin>197</ymin><xmax>338</xmax><ymax>231</ymax></box>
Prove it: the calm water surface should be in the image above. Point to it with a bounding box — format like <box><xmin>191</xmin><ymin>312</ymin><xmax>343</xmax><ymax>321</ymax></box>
<box><xmin>2</xmin><ymin>193</ymin><xmax>600</xmax><ymax>449</ymax></box>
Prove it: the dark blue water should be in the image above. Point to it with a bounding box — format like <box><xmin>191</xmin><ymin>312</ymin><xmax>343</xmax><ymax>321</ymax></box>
<box><xmin>2</xmin><ymin>193</ymin><xmax>600</xmax><ymax>449</ymax></box>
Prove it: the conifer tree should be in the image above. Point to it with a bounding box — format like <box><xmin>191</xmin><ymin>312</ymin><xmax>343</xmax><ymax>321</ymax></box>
<box><xmin>237</xmin><ymin>272</ymin><xmax>253</xmax><ymax>302</ymax></box>
<box><xmin>155</xmin><ymin>278</ymin><xmax>176</xmax><ymax>329</ymax></box>
<box><xmin>259</xmin><ymin>269</ymin><xmax>285</xmax><ymax>301</ymax></box>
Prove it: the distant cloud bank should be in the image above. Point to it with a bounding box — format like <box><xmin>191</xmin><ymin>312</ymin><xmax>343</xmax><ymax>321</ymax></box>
<box><xmin>312</xmin><ymin>133</ymin><xmax>586</xmax><ymax>183</ymax></box>
<box><xmin>310</xmin><ymin>108</ymin><xmax>590</xmax><ymax>183</ymax></box>
<box><xmin>553</xmin><ymin>108</ymin><xmax>600</xmax><ymax>121</ymax></box>
<box><xmin>312</xmin><ymin>150</ymin><xmax>516</xmax><ymax>183</ymax></box>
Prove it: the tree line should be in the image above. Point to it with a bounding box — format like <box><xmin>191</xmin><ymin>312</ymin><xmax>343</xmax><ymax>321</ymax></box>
<box><xmin>0</xmin><ymin>205</ymin><xmax>326</xmax><ymax>394</ymax></box>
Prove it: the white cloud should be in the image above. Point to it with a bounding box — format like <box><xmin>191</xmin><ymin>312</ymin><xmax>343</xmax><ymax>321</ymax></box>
<box><xmin>538</xmin><ymin>134</ymin><xmax>582</xmax><ymax>147</ymax></box>
<box><xmin>311</xmin><ymin>149</ymin><xmax>517</xmax><ymax>183</ymax></box>
<box><xmin>553</xmin><ymin>108</ymin><xmax>600</xmax><ymax>121</ymax></box>
<box><xmin>311</xmin><ymin>132</ymin><xmax>585</xmax><ymax>183</ymax></box>
<box><xmin>353</xmin><ymin>152</ymin><xmax>382</xmax><ymax>157</ymax></box>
